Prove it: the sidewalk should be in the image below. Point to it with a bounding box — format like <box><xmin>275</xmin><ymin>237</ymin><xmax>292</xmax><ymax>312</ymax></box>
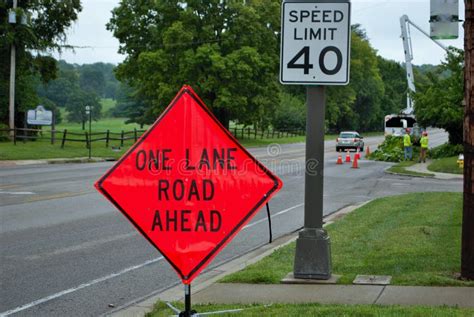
<box><xmin>193</xmin><ymin>283</ymin><xmax>474</xmax><ymax>308</ymax></box>
<box><xmin>404</xmin><ymin>161</ymin><xmax>463</xmax><ymax>180</ymax></box>
<box><xmin>110</xmin><ymin>202</ymin><xmax>473</xmax><ymax>316</ymax></box>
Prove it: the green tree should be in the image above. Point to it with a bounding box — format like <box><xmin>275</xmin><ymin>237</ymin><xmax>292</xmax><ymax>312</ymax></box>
<box><xmin>37</xmin><ymin>62</ymin><xmax>79</xmax><ymax>107</ymax></box>
<box><xmin>65</xmin><ymin>89</ymin><xmax>102</xmax><ymax>130</ymax></box>
<box><xmin>112</xmin><ymin>82</ymin><xmax>149</xmax><ymax>128</ymax></box>
<box><xmin>0</xmin><ymin>0</ymin><xmax>82</xmax><ymax>126</ymax></box>
<box><xmin>79</xmin><ymin>66</ymin><xmax>105</xmax><ymax>97</ymax></box>
<box><xmin>347</xmin><ymin>28</ymin><xmax>384</xmax><ymax>131</ymax></box>
<box><xmin>325</xmin><ymin>26</ymin><xmax>383</xmax><ymax>132</ymax></box>
<box><xmin>272</xmin><ymin>92</ymin><xmax>306</xmax><ymax>131</ymax></box>
<box><xmin>107</xmin><ymin>0</ymin><xmax>280</xmax><ymax>129</ymax></box>
<box><xmin>413</xmin><ymin>48</ymin><xmax>464</xmax><ymax>144</ymax></box>
<box><xmin>377</xmin><ymin>56</ymin><xmax>406</xmax><ymax>115</ymax></box>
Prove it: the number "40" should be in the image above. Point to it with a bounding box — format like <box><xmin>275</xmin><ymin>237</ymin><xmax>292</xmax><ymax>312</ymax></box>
<box><xmin>287</xmin><ymin>46</ymin><xmax>343</xmax><ymax>76</ymax></box>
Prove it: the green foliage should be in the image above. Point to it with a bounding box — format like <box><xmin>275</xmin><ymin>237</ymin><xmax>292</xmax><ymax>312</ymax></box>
<box><xmin>39</xmin><ymin>96</ymin><xmax>62</xmax><ymax>124</ymax></box>
<box><xmin>111</xmin><ymin>83</ymin><xmax>149</xmax><ymax>127</ymax></box>
<box><xmin>413</xmin><ymin>48</ymin><xmax>464</xmax><ymax>144</ymax></box>
<box><xmin>369</xmin><ymin>135</ymin><xmax>405</xmax><ymax>162</ymax></box>
<box><xmin>108</xmin><ymin>0</ymin><xmax>280</xmax><ymax>128</ymax></box>
<box><xmin>428</xmin><ymin>143</ymin><xmax>464</xmax><ymax>159</ymax></box>
<box><xmin>272</xmin><ymin>92</ymin><xmax>305</xmax><ymax>130</ymax></box>
<box><xmin>0</xmin><ymin>0</ymin><xmax>82</xmax><ymax>125</ymax></box>
<box><xmin>37</xmin><ymin>61</ymin><xmax>119</xmax><ymax>127</ymax></box>
<box><xmin>346</xmin><ymin>27</ymin><xmax>384</xmax><ymax>131</ymax></box>
<box><xmin>100</xmin><ymin>98</ymin><xmax>117</xmax><ymax>117</ymax></box>
<box><xmin>0</xmin><ymin>123</ymin><xmax>9</xmax><ymax>141</ymax></box>
<box><xmin>378</xmin><ymin>56</ymin><xmax>406</xmax><ymax>115</ymax></box>
<box><xmin>79</xmin><ymin>65</ymin><xmax>105</xmax><ymax>96</ymax></box>
<box><xmin>65</xmin><ymin>90</ymin><xmax>102</xmax><ymax>127</ymax></box>
<box><xmin>37</xmin><ymin>61</ymin><xmax>79</xmax><ymax>107</ymax></box>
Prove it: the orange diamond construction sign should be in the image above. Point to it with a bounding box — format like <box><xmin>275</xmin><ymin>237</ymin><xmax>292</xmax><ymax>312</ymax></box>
<box><xmin>95</xmin><ymin>86</ymin><xmax>283</xmax><ymax>284</ymax></box>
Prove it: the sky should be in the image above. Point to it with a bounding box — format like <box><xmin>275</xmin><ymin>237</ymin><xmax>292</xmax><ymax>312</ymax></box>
<box><xmin>53</xmin><ymin>0</ymin><xmax>466</xmax><ymax>66</ymax></box>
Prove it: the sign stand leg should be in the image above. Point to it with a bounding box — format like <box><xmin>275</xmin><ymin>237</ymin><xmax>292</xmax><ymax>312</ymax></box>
<box><xmin>179</xmin><ymin>284</ymin><xmax>196</xmax><ymax>317</ymax></box>
<box><xmin>266</xmin><ymin>202</ymin><xmax>273</xmax><ymax>243</ymax></box>
<box><xmin>293</xmin><ymin>85</ymin><xmax>332</xmax><ymax>280</ymax></box>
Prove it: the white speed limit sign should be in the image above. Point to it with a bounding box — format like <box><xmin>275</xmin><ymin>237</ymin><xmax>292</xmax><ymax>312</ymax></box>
<box><xmin>280</xmin><ymin>0</ymin><xmax>351</xmax><ymax>85</ymax></box>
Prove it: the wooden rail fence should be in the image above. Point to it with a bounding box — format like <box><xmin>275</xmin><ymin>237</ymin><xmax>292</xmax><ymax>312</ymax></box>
<box><xmin>1</xmin><ymin>127</ymin><xmax>305</xmax><ymax>148</ymax></box>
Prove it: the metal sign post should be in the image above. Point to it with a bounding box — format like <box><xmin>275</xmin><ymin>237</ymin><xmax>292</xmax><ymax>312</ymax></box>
<box><xmin>85</xmin><ymin>105</ymin><xmax>92</xmax><ymax>159</ymax></box>
<box><xmin>280</xmin><ymin>0</ymin><xmax>351</xmax><ymax>279</ymax></box>
<box><xmin>293</xmin><ymin>85</ymin><xmax>331</xmax><ymax>279</ymax></box>
<box><xmin>179</xmin><ymin>284</ymin><xmax>195</xmax><ymax>317</ymax></box>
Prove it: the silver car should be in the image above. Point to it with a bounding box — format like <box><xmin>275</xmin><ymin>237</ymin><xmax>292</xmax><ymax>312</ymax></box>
<box><xmin>335</xmin><ymin>131</ymin><xmax>364</xmax><ymax>152</ymax></box>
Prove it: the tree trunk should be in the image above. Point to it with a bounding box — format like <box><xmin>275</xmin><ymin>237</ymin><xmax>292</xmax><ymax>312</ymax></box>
<box><xmin>462</xmin><ymin>0</ymin><xmax>474</xmax><ymax>280</ymax></box>
<box><xmin>82</xmin><ymin>120</ymin><xmax>85</xmax><ymax>130</ymax></box>
<box><xmin>214</xmin><ymin>107</ymin><xmax>230</xmax><ymax>130</ymax></box>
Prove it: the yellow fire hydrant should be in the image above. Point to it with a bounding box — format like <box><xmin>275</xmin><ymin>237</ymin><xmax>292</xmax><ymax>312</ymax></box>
<box><xmin>457</xmin><ymin>154</ymin><xmax>464</xmax><ymax>169</ymax></box>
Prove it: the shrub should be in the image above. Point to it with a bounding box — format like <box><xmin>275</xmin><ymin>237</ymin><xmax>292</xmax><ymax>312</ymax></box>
<box><xmin>369</xmin><ymin>135</ymin><xmax>420</xmax><ymax>162</ymax></box>
<box><xmin>429</xmin><ymin>143</ymin><xmax>463</xmax><ymax>159</ymax></box>
<box><xmin>272</xmin><ymin>93</ymin><xmax>306</xmax><ymax>131</ymax></box>
<box><xmin>0</xmin><ymin>123</ymin><xmax>10</xmax><ymax>142</ymax></box>
<box><xmin>369</xmin><ymin>135</ymin><xmax>405</xmax><ymax>162</ymax></box>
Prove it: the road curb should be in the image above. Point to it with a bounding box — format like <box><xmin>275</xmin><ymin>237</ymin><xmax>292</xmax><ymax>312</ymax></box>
<box><xmin>384</xmin><ymin>168</ymin><xmax>435</xmax><ymax>179</ymax></box>
<box><xmin>107</xmin><ymin>201</ymin><xmax>371</xmax><ymax>317</ymax></box>
<box><xmin>384</xmin><ymin>166</ymin><xmax>463</xmax><ymax>180</ymax></box>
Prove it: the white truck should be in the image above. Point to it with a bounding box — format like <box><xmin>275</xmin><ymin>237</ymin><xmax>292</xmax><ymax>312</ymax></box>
<box><xmin>384</xmin><ymin>15</ymin><xmax>448</xmax><ymax>138</ymax></box>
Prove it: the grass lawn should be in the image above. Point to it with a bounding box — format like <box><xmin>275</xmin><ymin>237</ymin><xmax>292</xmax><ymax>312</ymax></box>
<box><xmin>387</xmin><ymin>161</ymin><xmax>435</xmax><ymax>177</ymax></box>
<box><xmin>56</xmin><ymin>117</ymin><xmax>147</xmax><ymax>133</ymax></box>
<box><xmin>428</xmin><ymin>156</ymin><xmax>463</xmax><ymax>175</ymax></box>
<box><xmin>100</xmin><ymin>98</ymin><xmax>117</xmax><ymax>115</ymax></box>
<box><xmin>148</xmin><ymin>302</ymin><xmax>474</xmax><ymax>317</ymax></box>
<box><xmin>240</xmin><ymin>135</ymin><xmax>305</xmax><ymax>147</ymax></box>
<box><xmin>221</xmin><ymin>192</ymin><xmax>472</xmax><ymax>287</ymax></box>
<box><xmin>0</xmin><ymin>137</ymin><xmax>136</xmax><ymax>160</ymax></box>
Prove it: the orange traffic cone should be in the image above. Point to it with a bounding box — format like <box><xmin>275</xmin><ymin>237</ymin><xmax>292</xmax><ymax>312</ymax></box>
<box><xmin>352</xmin><ymin>155</ymin><xmax>359</xmax><ymax>169</ymax></box>
<box><xmin>355</xmin><ymin>148</ymin><xmax>361</xmax><ymax>160</ymax></box>
<box><xmin>366</xmin><ymin>146</ymin><xmax>371</xmax><ymax>157</ymax></box>
<box><xmin>345</xmin><ymin>150</ymin><xmax>351</xmax><ymax>163</ymax></box>
<box><xmin>336</xmin><ymin>152</ymin><xmax>343</xmax><ymax>165</ymax></box>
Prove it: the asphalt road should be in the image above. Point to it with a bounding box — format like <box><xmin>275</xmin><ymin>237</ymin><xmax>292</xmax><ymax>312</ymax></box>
<box><xmin>0</xmin><ymin>129</ymin><xmax>462</xmax><ymax>316</ymax></box>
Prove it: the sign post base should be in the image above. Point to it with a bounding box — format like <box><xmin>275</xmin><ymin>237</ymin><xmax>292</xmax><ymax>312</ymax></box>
<box><xmin>293</xmin><ymin>228</ymin><xmax>331</xmax><ymax>280</ymax></box>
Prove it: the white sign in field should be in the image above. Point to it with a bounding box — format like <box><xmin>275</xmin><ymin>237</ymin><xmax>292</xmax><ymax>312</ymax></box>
<box><xmin>280</xmin><ymin>0</ymin><xmax>351</xmax><ymax>85</ymax></box>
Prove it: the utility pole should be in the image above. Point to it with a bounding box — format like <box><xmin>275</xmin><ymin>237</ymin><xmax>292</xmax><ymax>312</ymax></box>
<box><xmin>462</xmin><ymin>0</ymin><xmax>474</xmax><ymax>280</ymax></box>
<box><xmin>9</xmin><ymin>0</ymin><xmax>18</xmax><ymax>137</ymax></box>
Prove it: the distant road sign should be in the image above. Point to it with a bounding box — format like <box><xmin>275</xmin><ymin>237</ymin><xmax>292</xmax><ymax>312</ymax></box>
<box><xmin>27</xmin><ymin>105</ymin><xmax>52</xmax><ymax>125</ymax></box>
<box><xmin>280</xmin><ymin>0</ymin><xmax>351</xmax><ymax>85</ymax></box>
<box><xmin>95</xmin><ymin>86</ymin><xmax>282</xmax><ymax>284</ymax></box>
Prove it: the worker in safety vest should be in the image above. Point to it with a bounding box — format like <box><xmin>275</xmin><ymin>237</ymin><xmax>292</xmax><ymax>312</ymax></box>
<box><xmin>403</xmin><ymin>128</ymin><xmax>412</xmax><ymax>161</ymax></box>
<box><xmin>419</xmin><ymin>131</ymin><xmax>429</xmax><ymax>163</ymax></box>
